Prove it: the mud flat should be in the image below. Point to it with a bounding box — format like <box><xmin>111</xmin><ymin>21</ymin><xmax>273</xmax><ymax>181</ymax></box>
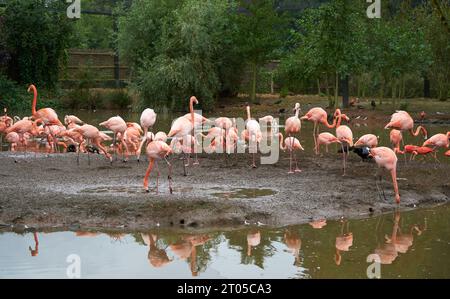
<box><xmin>0</xmin><ymin>149</ymin><xmax>449</xmax><ymax>231</ymax></box>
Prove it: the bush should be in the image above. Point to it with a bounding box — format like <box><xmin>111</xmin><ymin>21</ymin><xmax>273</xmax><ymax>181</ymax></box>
<box><xmin>104</xmin><ymin>90</ymin><xmax>132</xmax><ymax>109</ymax></box>
<box><xmin>280</xmin><ymin>86</ymin><xmax>289</xmax><ymax>98</ymax></box>
<box><xmin>0</xmin><ymin>74</ymin><xmax>62</xmax><ymax>114</ymax></box>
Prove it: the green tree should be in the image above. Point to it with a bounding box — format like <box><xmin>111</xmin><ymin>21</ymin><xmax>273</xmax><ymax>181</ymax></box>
<box><xmin>119</xmin><ymin>0</ymin><xmax>242</xmax><ymax>110</ymax></box>
<box><xmin>3</xmin><ymin>0</ymin><xmax>73</xmax><ymax>88</ymax></box>
<box><xmin>236</xmin><ymin>0</ymin><xmax>286</xmax><ymax>103</ymax></box>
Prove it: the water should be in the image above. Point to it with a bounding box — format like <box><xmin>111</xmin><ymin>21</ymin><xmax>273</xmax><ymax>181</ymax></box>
<box><xmin>1</xmin><ymin>204</ymin><xmax>449</xmax><ymax>279</ymax></box>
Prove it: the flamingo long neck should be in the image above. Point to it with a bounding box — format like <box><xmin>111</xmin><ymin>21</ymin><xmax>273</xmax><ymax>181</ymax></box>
<box><xmin>294</xmin><ymin>108</ymin><xmax>299</xmax><ymax>118</ymax></box>
<box><xmin>324</xmin><ymin>117</ymin><xmax>336</xmax><ymax>128</ymax></box>
<box><xmin>30</xmin><ymin>85</ymin><xmax>37</xmax><ymax>116</ymax></box>
<box><xmin>411</xmin><ymin>126</ymin><xmax>427</xmax><ymax>138</ymax></box>
<box><xmin>189</xmin><ymin>98</ymin><xmax>195</xmax><ymax>127</ymax></box>
<box><xmin>246</xmin><ymin>106</ymin><xmax>251</xmax><ymax>121</ymax></box>
<box><xmin>336</xmin><ymin>112</ymin><xmax>343</xmax><ymax>128</ymax></box>
<box><xmin>278</xmin><ymin>133</ymin><xmax>286</xmax><ymax>150</ymax></box>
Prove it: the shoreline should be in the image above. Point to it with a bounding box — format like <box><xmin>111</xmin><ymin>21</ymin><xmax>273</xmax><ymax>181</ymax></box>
<box><xmin>1</xmin><ymin>149</ymin><xmax>448</xmax><ymax>232</ymax></box>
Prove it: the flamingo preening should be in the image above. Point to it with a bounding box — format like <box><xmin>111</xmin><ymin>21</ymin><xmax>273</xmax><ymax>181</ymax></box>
<box><xmin>99</xmin><ymin>116</ymin><xmax>127</xmax><ymax>163</ymax></box>
<box><xmin>137</xmin><ymin>108</ymin><xmax>157</xmax><ymax>162</ymax></box>
<box><xmin>335</xmin><ymin>110</ymin><xmax>352</xmax><ymax>175</ymax></box>
<box><xmin>315</xmin><ymin>132</ymin><xmax>341</xmax><ymax>155</ymax></box>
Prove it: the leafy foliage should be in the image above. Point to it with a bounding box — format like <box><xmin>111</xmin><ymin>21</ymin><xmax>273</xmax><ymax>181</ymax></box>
<box><xmin>119</xmin><ymin>0</ymin><xmax>242</xmax><ymax>111</ymax></box>
<box><xmin>2</xmin><ymin>0</ymin><xmax>73</xmax><ymax>89</ymax></box>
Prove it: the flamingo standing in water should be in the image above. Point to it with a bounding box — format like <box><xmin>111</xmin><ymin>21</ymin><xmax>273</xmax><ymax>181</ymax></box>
<box><xmin>315</xmin><ymin>132</ymin><xmax>340</xmax><ymax>155</ymax></box>
<box><xmin>143</xmin><ymin>140</ymin><xmax>173</xmax><ymax>194</ymax></box>
<box><xmin>335</xmin><ymin>110</ymin><xmax>352</xmax><ymax>176</ymax></box>
<box><xmin>137</xmin><ymin>108</ymin><xmax>157</xmax><ymax>162</ymax></box>
<box><xmin>384</xmin><ymin>110</ymin><xmax>428</xmax><ymax>140</ymax></box>
<box><xmin>354</xmin><ymin>134</ymin><xmax>378</xmax><ymax>148</ymax></box>
<box><xmin>99</xmin><ymin>116</ymin><xmax>127</xmax><ymax>162</ymax></box>
<box><xmin>369</xmin><ymin>147</ymin><xmax>400</xmax><ymax>204</ymax></box>
<box><xmin>301</xmin><ymin>107</ymin><xmax>338</xmax><ymax>151</ymax></box>
<box><xmin>277</xmin><ymin>132</ymin><xmax>304</xmax><ymax>174</ymax></box>
<box><xmin>245</xmin><ymin>105</ymin><xmax>261</xmax><ymax>168</ymax></box>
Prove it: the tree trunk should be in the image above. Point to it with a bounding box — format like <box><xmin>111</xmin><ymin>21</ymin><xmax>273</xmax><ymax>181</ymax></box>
<box><xmin>423</xmin><ymin>75</ymin><xmax>430</xmax><ymax>98</ymax></box>
<box><xmin>250</xmin><ymin>62</ymin><xmax>257</xmax><ymax>103</ymax></box>
<box><xmin>334</xmin><ymin>71</ymin><xmax>339</xmax><ymax>109</ymax></box>
<box><xmin>317</xmin><ymin>78</ymin><xmax>321</xmax><ymax>96</ymax></box>
<box><xmin>342</xmin><ymin>74</ymin><xmax>349</xmax><ymax>108</ymax></box>
<box><xmin>325</xmin><ymin>74</ymin><xmax>333</xmax><ymax>108</ymax></box>
<box><xmin>379</xmin><ymin>76</ymin><xmax>384</xmax><ymax>105</ymax></box>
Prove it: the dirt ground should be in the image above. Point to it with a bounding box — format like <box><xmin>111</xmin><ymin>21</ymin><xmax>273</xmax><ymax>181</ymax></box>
<box><xmin>1</xmin><ymin>95</ymin><xmax>449</xmax><ymax>232</ymax></box>
<box><xmin>0</xmin><ymin>145</ymin><xmax>448</xmax><ymax>232</ymax></box>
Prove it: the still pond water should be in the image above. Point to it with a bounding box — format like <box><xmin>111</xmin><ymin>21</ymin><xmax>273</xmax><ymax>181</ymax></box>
<box><xmin>1</xmin><ymin>204</ymin><xmax>449</xmax><ymax>279</ymax></box>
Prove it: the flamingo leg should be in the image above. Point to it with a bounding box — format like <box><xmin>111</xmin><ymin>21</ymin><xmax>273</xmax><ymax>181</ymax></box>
<box><xmin>155</xmin><ymin>161</ymin><xmax>160</xmax><ymax>194</ymax></box>
<box><xmin>87</xmin><ymin>139</ymin><xmax>91</xmax><ymax>166</ymax></box>
<box><xmin>312</xmin><ymin>122</ymin><xmax>317</xmax><ymax>153</ymax></box>
<box><xmin>182</xmin><ymin>153</ymin><xmax>187</xmax><ymax>176</ymax></box>
<box><xmin>375</xmin><ymin>168</ymin><xmax>387</xmax><ymax>201</ymax></box>
<box><xmin>164</xmin><ymin>156</ymin><xmax>173</xmax><ymax>194</ymax></box>
<box><xmin>340</xmin><ymin>143</ymin><xmax>346</xmax><ymax>176</ymax></box>
<box><xmin>77</xmin><ymin>143</ymin><xmax>81</xmax><ymax>165</ymax></box>
<box><xmin>294</xmin><ymin>151</ymin><xmax>301</xmax><ymax>173</ymax></box>
<box><xmin>143</xmin><ymin>158</ymin><xmax>155</xmax><ymax>192</ymax></box>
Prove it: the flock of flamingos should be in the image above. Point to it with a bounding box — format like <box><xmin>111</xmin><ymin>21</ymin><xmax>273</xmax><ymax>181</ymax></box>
<box><xmin>0</xmin><ymin>84</ymin><xmax>449</xmax><ymax>205</ymax></box>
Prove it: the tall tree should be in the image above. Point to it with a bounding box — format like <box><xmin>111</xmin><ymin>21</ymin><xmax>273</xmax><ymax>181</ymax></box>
<box><xmin>235</xmin><ymin>0</ymin><xmax>286</xmax><ymax>103</ymax></box>
<box><xmin>3</xmin><ymin>0</ymin><xmax>73</xmax><ymax>88</ymax></box>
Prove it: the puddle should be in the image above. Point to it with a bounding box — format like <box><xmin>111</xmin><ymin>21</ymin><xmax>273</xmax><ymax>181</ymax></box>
<box><xmin>211</xmin><ymin>188</ymin><xmax>276</xmax><ymax>199</ymax></box>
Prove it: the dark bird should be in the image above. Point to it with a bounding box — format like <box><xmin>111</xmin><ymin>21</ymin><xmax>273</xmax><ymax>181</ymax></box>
<box><xmin>338</xmin><ymin>146</ymin><xmax>373</xmax><ymax>162</ymax></box>
<box><xmin>67</xmin><ymin>144</ymin><xmax>77</xmax><ymax>153</ymax></box>
<box><xmin>86</xmin><ymin>145</ymin><xmax>100</xmax><ymax>155</ymax></box>
<box><xmin>371</xmin><ymin>100</ymin><xmax>376</xmax><ymax>110</ymax></box>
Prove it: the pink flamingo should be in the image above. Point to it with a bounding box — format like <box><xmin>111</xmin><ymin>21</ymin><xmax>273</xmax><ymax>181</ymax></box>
<box><xmin>137</xmin><ymin>108</ymin><xmax>157</xmax><ymax>162</ymax></box>
<box><xmin>123</xmin><ymin>123</ymin><xmax>143</xmax><ymax>161</ymax></box>
<box><xmin>247</xmin><ymin>230</ymin><xmax>261</xmax><ymax>257</ymax></box>
<box><xmin>277</xmin><ymin>132</ymin><xmax>304</xmax><ymax>174</ymax></box>
<box><xmin>245</xmin><ymin>105</ymin><xmax>261</xmax><ymax>168</ymax></box>
<box><xmin>284</xmin><ymin>103</ymin><xmax>301</xmax><ymax>165</ymax></box>
<box><xmin>369</xmin><ymin>147</ymin><xmax>400</xmax><ymax>204</ymax></box>
<box><xmin>143</xmin><ymin>140</ymin><xmax>173</xmax><ymax>194</ymax></box>
<box><xmin>315</xmin><ymin>132</ymin><xmax>340</xmax><ymax>155</ymax></box>
<box><xmin>385</xmin><ymin>110</ymin><xmax>428</xmax><ymax>139</ymax></box>
<box><xmin>73</xmin><ymin>124</ymin><xmax>112</xmax><ymax>164</ymax></box>
<box><xmin>28</xmin><ymin>84</ymin><xmax>62</xmax><ymax>126</ymax></box>
<box><xmin>168</xmin><ymin>96</ymin><xmax>199</xmax><ymax>174</ymax></box>
<box><xmin>5</xmin><ymin>132</ymin><xmax>20</xmax><ymax>151</ymax></box>
<box><xmin>335</xmin><ymin>110</ymin><xmax>352</xmax><ymax>175</ymax></box>
<box><xmin>301</xmin><ymin>107</ymin><xmax>338</xmax><ymax>150</ymax></box>
<box><xmin>64</xmin><ymin>115</ymin><xmax>84</xmax><ymax>126</ymax></box>
<box><xmin>389</xmin><ymin>129</ymin><xmax>403</xmax><ymax>154</ymax></box>
<box><xmin>445</xmin><ymin>150</ymin><xmax>450</xmax><ymax>157</ymax></box>
<box><xmin>423</xmin><ymin>132</ymin><xmax>450</xmax><ymax>150</ymax></box>
<box><xmin>354</xmin><ymin>134</ymin><xmax>378</xmax><ymax>148</ymax></box>
<box><xmin>99</xmin><ymin>116</ymin><xmax>127</xmax><ymax>162</ymax></box>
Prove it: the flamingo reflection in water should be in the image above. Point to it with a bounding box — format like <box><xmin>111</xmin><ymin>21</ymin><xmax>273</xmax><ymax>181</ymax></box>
<box><xmin>141</xmin><ymin>233</ymin><xmax>172</xmax><ymax>268</ymax></box>
<box><xmin>284</xmin><ymin>229</ymin><xmax>302</xmax><ymax>266</ymax></box>
<box><xmin>170</xmin><ymin>234</ymin><xmax>210</xmax><ymax>276</ymax></box>
<box><xmin>29</xmin><ymin>232</ymin><xmax>39</xmax><ymax>257</ymax></box>
<box><xmin>373</xmin><ymin>211</ymin><xmax>426</xmax><ymax>264</ymax></box>
<box><xmin>334</xmin><ymin>220</ymin><xmax>353</xmax><ymax>266</ymax></box>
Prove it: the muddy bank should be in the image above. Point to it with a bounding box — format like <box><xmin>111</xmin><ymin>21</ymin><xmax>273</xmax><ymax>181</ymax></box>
<box><xmin>0</xmin><ymin>148</ymin><xmax>449</xmax><ymax>232</ymax></box>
